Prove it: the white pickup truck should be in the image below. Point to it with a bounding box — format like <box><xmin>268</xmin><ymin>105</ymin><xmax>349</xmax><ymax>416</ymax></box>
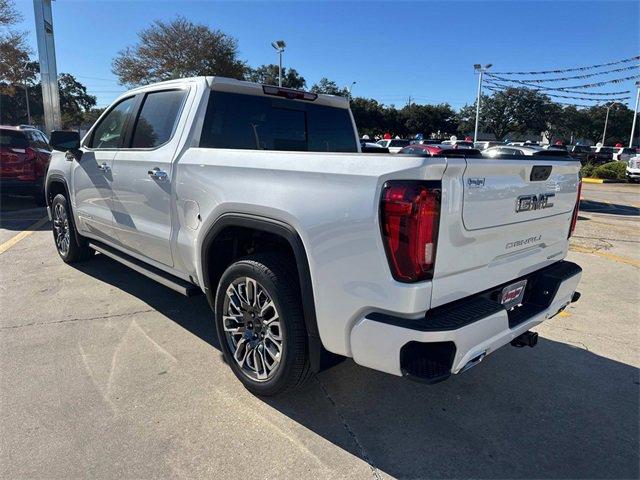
<box><xmin>45</xmin><ymin>77</ymin><xmax>583</xmax><ymax>396</ymax></box>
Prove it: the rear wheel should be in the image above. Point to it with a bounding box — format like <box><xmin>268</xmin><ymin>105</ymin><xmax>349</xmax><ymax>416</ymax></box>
<box><xmin>214</xmin><ymin>254</ymin><xmax>311</xmax><ymax>396</ymax></box>
<box><xmin>51</xmin><ymin>193</ymin><xmax>93</xmax><ymax>263</ymax></box>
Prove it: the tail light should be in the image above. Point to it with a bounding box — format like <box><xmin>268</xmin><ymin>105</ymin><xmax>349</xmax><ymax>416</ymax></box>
<box><xmin>25</xmin><ymin>147</ymin><xmax>37</xmax><ymax>161</ymax></box>
<box><xmin>568</xmin><ymin>179</ymin><xmax>582</xmax><ymax>238</ymax></box>
<box><xmin>380</xmin><ymin>181</ymin><xmax>441</xmax><ymax>282</ymax></box>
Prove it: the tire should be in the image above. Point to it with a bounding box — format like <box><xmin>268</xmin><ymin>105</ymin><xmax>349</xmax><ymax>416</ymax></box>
<box><xmin>51</xmin><ymin>193</ymin><xmax>94</xmax><ymax>263</ymax></box>
<box><xmin>214</xmin><ymin>253</ymin><xmax>312</xmax><ymax>396</ymax></box>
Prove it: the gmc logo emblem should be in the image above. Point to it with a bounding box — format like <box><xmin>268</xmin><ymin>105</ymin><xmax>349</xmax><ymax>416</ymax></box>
<box><xmin>516</xmin><ymin>193</ymin><xmax>555</xmax><ymax>212</ymax></box>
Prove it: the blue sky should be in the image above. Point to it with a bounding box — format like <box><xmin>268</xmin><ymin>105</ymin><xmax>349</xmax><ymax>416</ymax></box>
<box><xmin>13</xmin><ymin>0</ymin><xmax>640</xmax><ymax>109</ymax></box>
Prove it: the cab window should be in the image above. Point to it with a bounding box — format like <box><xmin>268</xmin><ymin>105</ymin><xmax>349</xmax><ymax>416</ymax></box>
<box><xmin>89</xmin><ymin>96</ymin><xmax>136</xmax><ymax>149</ymax></box>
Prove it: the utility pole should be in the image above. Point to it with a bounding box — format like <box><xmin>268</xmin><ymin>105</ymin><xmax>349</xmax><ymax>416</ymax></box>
<box><xmin>33</xmin><ymin>0</ymin><xmax>61</xmax><ymax>134</ymax></box>
<box><xmin>629</xmin><ymin>81</ymin><xmax>640</xmax><ymax>148</ymax></box>
<box><xmin>271</xmin><ymin>40</ymin><xmax>286</xmax><ymax>87</ymax></box>
<box><xmin>473</xmin><ymin>63</ymin><xmax>492</xmax><ymax>143</ymax></box>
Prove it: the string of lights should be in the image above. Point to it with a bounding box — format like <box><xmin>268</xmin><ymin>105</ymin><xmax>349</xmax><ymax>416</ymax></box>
<box><xmin>489</xmin><ymin>55</ymin><xmax>640</xmax><ymax>75</ymax></box>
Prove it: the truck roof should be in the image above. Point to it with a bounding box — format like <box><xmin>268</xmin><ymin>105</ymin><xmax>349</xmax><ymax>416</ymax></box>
<box><xmin>121</xmin><ymin>76</ymin><xmax>351</xmax><ymax>110</ymax></box>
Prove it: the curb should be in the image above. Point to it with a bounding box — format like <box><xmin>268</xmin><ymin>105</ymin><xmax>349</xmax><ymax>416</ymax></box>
<box><xmin>581</xmin><ymin>178</ymin><xmax>628</xmax><ymax>184</ymax></box>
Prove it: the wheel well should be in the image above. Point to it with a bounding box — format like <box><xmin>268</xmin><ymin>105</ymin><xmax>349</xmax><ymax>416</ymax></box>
<box><xmin>47</xmin><ymin>180</ymin><xmax>67</xmax><ymax>206</ymax></box>
<box><xmin>205</xmin><ymin>226</ymin><xmax>298</xmax><ymax>298</ymax></box>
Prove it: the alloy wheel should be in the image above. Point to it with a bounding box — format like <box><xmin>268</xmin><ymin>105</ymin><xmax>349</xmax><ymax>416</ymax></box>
<box><xmin>53</xmin><ymin>202</ymin><xmax>70</xmax><ymax>256</ymax></box>
<box><xmin>222</xmin><ymin>276</ymin><xmax>283</xmax><ymax>382</ymax></box>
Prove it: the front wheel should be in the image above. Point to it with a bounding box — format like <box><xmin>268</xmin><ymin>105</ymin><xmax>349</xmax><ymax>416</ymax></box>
<box><xmin>51</xmin><ymin>194</ymin><xmax>93</xmax><ymax>263</ymax></box>
<box><xmin>214</xmin><ymin>254</ymin><xmax>311</xmax><ymax>396</ymax></box>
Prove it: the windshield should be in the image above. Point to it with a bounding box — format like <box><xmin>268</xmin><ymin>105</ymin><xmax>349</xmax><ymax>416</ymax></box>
<box><xmin>200</xmin><ymin>91</ymin><xmax>357</xmax><ymax>152</ymax></box>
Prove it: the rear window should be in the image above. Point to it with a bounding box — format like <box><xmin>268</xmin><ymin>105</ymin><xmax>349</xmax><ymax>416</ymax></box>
<box><xmin>200</xmin><ymin>91</ymin><xmax>357</xmax><ymax>153</ymax></box>
<box><xmin>389</xmin><ymin>140</ymin><xmax>410</xmax><ymax>148</ymax></box>
<box><xmin>0</xmin><ymin>129</ymin><xmax>28</xmax><ymax>148</ymax></box>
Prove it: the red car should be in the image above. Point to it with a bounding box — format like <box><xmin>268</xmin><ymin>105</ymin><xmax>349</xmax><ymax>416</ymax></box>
<box><xmin>0</xmin><ymin>126</ymin><xmax>52</xmax><ymax>205</ymax></box>
<box><xmin>399</xmin><ymin>143</ymin><xmax>482</xmax><ymax>157</ymax></box>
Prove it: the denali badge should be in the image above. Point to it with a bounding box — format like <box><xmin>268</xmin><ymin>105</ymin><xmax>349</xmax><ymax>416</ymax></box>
<box><xmin>467</xmin><ymin>177</ymin><xmax>485</xmax><ymax>188</ymax></box>
<box><xmin>506</xmin><ymin>235</ymin><xmax>541</xmax><ymax>250</ymax></box>
<box><xmin>516</xmin><ymin>193</ymin><xmax>555</xmax><ymax>212</ymax></box>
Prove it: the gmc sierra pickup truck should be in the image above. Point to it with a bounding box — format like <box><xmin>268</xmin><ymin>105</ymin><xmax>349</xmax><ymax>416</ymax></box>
<box><xmin>45</xmin><ymin>77</ymin><xmax>582</xmax><ymax>396</ymax></box>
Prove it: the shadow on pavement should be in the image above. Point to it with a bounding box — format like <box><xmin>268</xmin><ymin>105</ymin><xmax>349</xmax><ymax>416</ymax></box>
<box><xmin>0</xmin><ymin>195</ymin><xmax>48</xmax><ymax>231</ymax></box>
<box><xmin>580</xmin><ymin>199</ymin><xmax>639</xmax><ymax>216</ymax></box>
<box><xmin>74</xmin><ymin>253</ymin><xmax>639</xmax><ymax>479</ymax></box>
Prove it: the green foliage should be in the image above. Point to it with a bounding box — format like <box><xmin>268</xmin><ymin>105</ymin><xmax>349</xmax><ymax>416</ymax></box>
<box><xmin>580</xmin><ymin>163</ymin><xmax>596</xmax><ymax>178</ymax></box>
<box><xmin>591</xmin><ymin>161</ymin><xmax>627</xmax><ymax>180</ymax></box>
<box><xmin>112</xmin><ymin>16</ymin><xmax>247</xmax><ymax>86</ymax></box>
<box><xmin>310</xmin><ymin>78</ymin><xmax>349</xmax><ymax>96</ymax></box>
<box><xmin>246</xmin><ymin>64</ymin><xmax>306</xmax><ymax>89</ymax></box>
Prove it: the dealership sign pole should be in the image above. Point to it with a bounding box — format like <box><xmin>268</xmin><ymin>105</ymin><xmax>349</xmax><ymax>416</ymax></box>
<box><xmin>473</xmin><ymin>64</ymin><xmax>492</xmax><ymax>142</ymax></box>
<box><xmin>33</xmin><ymin>0</ymin><xmax>61</xmax><ymax>135</ymax></box>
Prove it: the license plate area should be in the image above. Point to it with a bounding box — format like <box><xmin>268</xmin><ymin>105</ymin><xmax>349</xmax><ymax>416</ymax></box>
<box><xmin>500</xmin><ymin>280</ymin><xmax>527</xmax><ymax>310</ymax></box>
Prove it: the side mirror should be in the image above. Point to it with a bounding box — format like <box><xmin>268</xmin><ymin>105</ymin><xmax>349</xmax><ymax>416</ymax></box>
<box><xmin>50</xmin><ymin>130</ymin><xmax>81</xmax><ymax>152</ymax></box>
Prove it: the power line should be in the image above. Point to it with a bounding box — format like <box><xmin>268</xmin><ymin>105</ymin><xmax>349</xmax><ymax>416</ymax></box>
<box><xmin>490</xmin><ymin>55</ymin><xmax>640</xmax><ymax>75</ymax></box>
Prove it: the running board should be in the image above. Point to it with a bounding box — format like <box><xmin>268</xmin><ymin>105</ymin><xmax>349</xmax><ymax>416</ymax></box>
<box><xmin>87</xmin><ymin>241</ymin><xmax>201</xmax><ymax>297</ymax></box>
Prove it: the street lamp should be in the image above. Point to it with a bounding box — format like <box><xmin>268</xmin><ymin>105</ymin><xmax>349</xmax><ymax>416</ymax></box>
<box><xmin>473</xmin><ymin>63</ymin><xmax>492</xmax><ymax>143</ymax></box>
<box><xmin>347</xmin><ymin>81</ymin><xmax>356</xmax><ymax>99</ymax></box>
<box><xmin>271</xmin><ymin>40</ymin><xmax>286</xmax><ymax>87</ymax></box>
<box><xmin>21</xmin><ymin>60</ymin><xmax>31</xmax><ymax>125</ymax></box>
<box><xmin>601</xmin><ymin>101</ymin><xmax>621</xmax><ymax>145</ymax></box>
<box><xmin>629</xmin><ymin>81</ymin><xmax>640</xmax><ymax>148</ymax></box>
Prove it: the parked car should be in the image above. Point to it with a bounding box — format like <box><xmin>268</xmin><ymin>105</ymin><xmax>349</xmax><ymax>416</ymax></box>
<box><xmin>474</xmin><ymin>141</ymin><xmax>504</xmax><ymax>151</ymax></box>
<box><xmin>398</xmin><ymin>144</ymin><xmax>482</xmax><ymax>157</ymax></box>
<box><xmin>591</xmin><ymin>146</ymin><xmax>614</xmax><ymax>163</ymax></box>
<box><xmin>441</xmin><ymin>139</ymin><xmax>474</xmax><ymax>149</ymax></box>
<box><xmin>484</xmin><ymin>146</ymin><xmax>572</xmax><ymax>159</ymax></box>
<box><xmin>376</xmin><ymin>138</ymin><xmax>410</xmax><ymax>153</ymax></box>
<box><xmin>568</xmin><ymin>145</ymin><xmax>595</xmax><ymax>164</ymax></box>
<box><xmin>0</xmin><ymin>125</ymin><xmax>52</xmax><ymax>205</ymax></box>
<box><xmin>613</xmin><ymin>147</ymin><xmax>636</xmax><ymax>162</ymax></box>
<box><xmin>45</xmin><ymin>77</ymin><xmax>582</xmax><ymax>396</ymax></box>
<box><xmin>360</xmin><ymin>140</ymin><xmax>389</xmax><ymax>153</ymax></box>
<box><xmin>626</xmin><ymin>155</ymin><xmax>640</xmax><ymax>182</ymax></box>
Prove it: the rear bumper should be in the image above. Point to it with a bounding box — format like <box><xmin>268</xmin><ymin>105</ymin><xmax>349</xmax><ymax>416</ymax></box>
<box><xmin>349</xmin><ymin>261</ymin><xmax>582</xmax><ymax>382</ymax></box>
<box><xmin>626</xmin><ymin>167</ymin><xmax>640</xmax><ymax>179</ymax></box>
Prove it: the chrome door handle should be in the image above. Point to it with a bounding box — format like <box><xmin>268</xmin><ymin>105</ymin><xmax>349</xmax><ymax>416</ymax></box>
<box><xmin>147</xmin><ymin>167</ymin><xmax>168</xmax><ymax>181</ymax></box>
<box><xmin>98</xmin><ymin>162</ymin><xmax>110</xmax><ymax>172</ymax></box>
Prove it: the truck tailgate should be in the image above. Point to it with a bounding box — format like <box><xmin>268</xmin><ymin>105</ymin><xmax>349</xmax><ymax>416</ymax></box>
<box><xmin>431</xmin><ymin>156</ymin><xmax>581</xmax><ymax>308</ymax></box>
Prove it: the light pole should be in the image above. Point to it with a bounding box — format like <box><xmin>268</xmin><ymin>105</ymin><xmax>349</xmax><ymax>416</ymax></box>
<box><xmin>22</xmin><ymin>61</ymin><xmax>31</xmax><ymax>125</ymax></box>
<box><xmin>271</xmin><ymin>40</ymin><xmax>286</xmax><ymax>87</ymax></box>
<box><xmin>629</xmin><ymin>81</ymin><xmax>640</xmax><ymax>148</ymax></box>
<box><xmin>347</xmin><ymin>81</ymin><xmax>356</xmax><ymax>99</ymax></box>
<box><xmin>601</xmin><ymin>101</ymin><xmax>620</xmax><ymax>145</ymax></box>
<box><xmin>473</xmin><ymin>63</ymin><xmax>492</xmax><ymax>143</ymax></box>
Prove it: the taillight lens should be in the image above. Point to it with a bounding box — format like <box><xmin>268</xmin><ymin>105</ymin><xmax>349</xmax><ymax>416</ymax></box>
<box><xmin>568</xmin><ymin>179</ymin><xmax>582</xmax><ymax>238</ymax></box>
<box><xmin>380</xmin><ymin>181</ymin><xmax>441</xmax><ymax>282</ymax></box>
<box><xmin>25</xmin><ymin>147</ymin><xmax>37</xmax><ymax>161</ymax></box>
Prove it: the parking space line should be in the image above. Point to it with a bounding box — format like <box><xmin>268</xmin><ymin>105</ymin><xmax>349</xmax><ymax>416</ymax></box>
<box><xmin>569</xmin><ymin>245</ymin><xmax>640</xmax><ymax>268</ymax></box>
<box><xmin>0</xmin><ymin>216</ymin><xmax>49</xmax><ymax>255</ymax></box>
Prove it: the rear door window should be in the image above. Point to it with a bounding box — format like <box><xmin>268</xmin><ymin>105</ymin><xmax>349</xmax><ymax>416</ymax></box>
<box><xmin>0</xmin><ymin>130</ymin><xmax>28</xmax><ymax>148</ymax></box>
<box><xmin>200</xmin><ymin>91</ymin><xmax>357</xmax><ymax>153</ymax></box>
<box><xmin>130</xmin><ymin>90</ymin><xmax>187</xmax><ymax>148</ymax></box>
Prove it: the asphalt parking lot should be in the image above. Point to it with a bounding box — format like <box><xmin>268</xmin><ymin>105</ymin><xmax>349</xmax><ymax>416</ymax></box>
<box><xmin>1</xmin><ymin>184</ymin><xmax>638</xmax><ymax>479</ymax></box>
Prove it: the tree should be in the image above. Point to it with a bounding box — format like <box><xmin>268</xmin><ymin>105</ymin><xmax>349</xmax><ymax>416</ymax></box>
<box><xmin>112</xmin><ymin>16</ymin><xmax>246</xmax><ymax>87</ymax></box>
<box><xmin>350</xmin><ymin>97</ymin><xmax>386</xmax><ymax>136</ymax></box>
<box><xmin>0</xmin><ymin>0</ymin><xmax>21</xmax><ymax>27</ymax></box>
<box><xmin>1</xmin><ymin>73</ymin><xmax>96</xmax><ymax>127</ymax></box>
<box><xmin>310</xmin><ymin>78</ymin><xmax>349</xmax><ymax>96</ymax></box>
<box><xmin>247</xmin><ymin>64</ymin><xmax>306</xmax><ymax>89</ymax></box>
